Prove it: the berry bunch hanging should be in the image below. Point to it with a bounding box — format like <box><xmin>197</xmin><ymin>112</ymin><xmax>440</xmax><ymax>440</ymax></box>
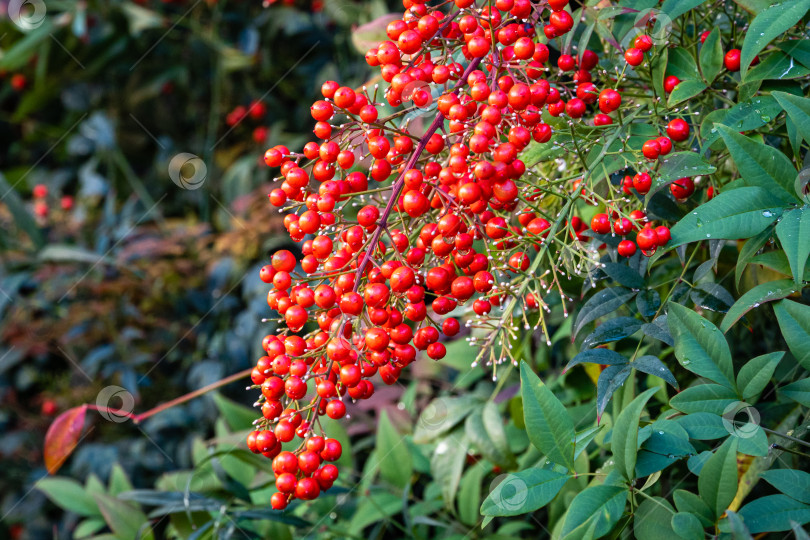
<box><xmin>247</xmin><ymin>0</ymin><xmax>703</xmax><ymax>509</ymax></box>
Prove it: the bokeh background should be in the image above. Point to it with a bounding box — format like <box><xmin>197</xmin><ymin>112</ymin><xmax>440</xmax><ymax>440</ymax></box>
<box><xmin>0</xmin><ymin>0</ymin><xmax>412</xmax><ymax>537</ymax></box>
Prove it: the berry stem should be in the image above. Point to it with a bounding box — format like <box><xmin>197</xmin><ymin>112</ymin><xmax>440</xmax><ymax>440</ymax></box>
<box><xmin>352</xmin><ymin>56</ymin><xmax>483</xmax><ymax>293</ymax></box>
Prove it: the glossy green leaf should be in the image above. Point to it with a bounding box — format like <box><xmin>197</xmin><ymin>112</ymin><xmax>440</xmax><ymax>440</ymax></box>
<box><xmin>676</xmin><ymin>412</ymin><xmax>728</xmax><ymax>440</ymax></box>
<box><xmin>633</xmin><ymin>355</ymin><xmax>678</xmax><ymax>389</ymax></box>
<box><xmin>670</xmin><ymin>384</ymin><xmax>738</xmax><ymax>415</ymax></box>
<box><xmin>647</xmin><ymin>152</ymin><xmax>717</xmax><ymax>203</ymax></box>
<box><xmin>668</xmin><ymin>80</ymin><xmax>707</xmax><ymax>106</ymax></box>
<box><xmin>745</xmin><ymin>50</ymin><xmax>810</xmax><ymax>81</ymax></box>
<box><xmin>738</xmin><ymin>495</ymin><xmax>810</xmax><ymax>533</ymax></box>
<box><xmin>721</xmin><ymin>279</ymin><xmax>799</xmax><ymax>332</ymax></box>
<box><xmin>520</xmin><ymin>362</ymin><xmax>575</xmax><ymax>469</ymax></box>
<box><xmin>737</xmin><ymin>352</ymin><xmax>784</xmax><ymax>400</ymax></box>
<box><xmin>565</xmin><ymin>348</ymin><xmax>627</xmax><ymax>372</ymax></box>
<box><xmin>612</xmin><ymin>387</ymin><xmax>659</xmax><ymax>481</ymax></box>
<box><xmin>734</xmin><ymin>425</ymin><xmax>769</xmax><ymax>456</ymax></box>
<box><xmin>601</xmin><ymin>262</ymin><xmax>645</xmax><ymax>289</ymax></box>
<box><xmin>582</xmin><ymin>317</ymin><xmax>642</xmax><ymax>349</ymax></box>
<box><xmin>377</xmin><ymin>410</ymin><xmax>412</xmax><ymax>488</ymax></box>
<box><xmin>773</xmin><ymin>300</ymin><xmax>810</xmax><ymax>370</ymax></box>
<box><xmin>777</xmin><ymin>40</ymin><xmax>810</xmax><ymax>68</ymax></box>
<box><xmin>781</xmin><ymin>378</ymin><xmax>810</xmax><ymax>407</ymax></box>
<box><xmin>560</xmin><ymin>484</ymin><xmax>627</xmax><ymax>539</ymax></box>
<box><xmin>716</xmin><ymin>126</ymin><xmax>798</xmax><ymax>201</ymax></box>
<box><xmin>667</xmin><ymin>303</ymin><xmax>735</xmax><ymax>390</ymax></box>
<box><xmin>674</xmin><ymin>489</ymin><xmax>715</xmax><ymax>527</ymax></box>
<box><xmin>740</xmin><ymin>0</ymin><xmax>810</xmax><ymax>76</ymax></box>
<box><xmin>667</xmin><ymin>47</ymin><xmax>701</xmax><ymax>80</ymax></box>
<box><xmin>672</xmin><ymin>512</ymin><xmax>706</xmax><ymax>540</ymax></box>
<box><xmin>735</xmin><ymin>227</ymin><xmax>777</xmax><ymax>290</ymax></box>
<box><xmin>698</xmin><ymin>437</ymin><xmax>739</xmax><ymax>517</ymax></box>
<box><xmin>480</xmin><ymin>468</ymin><xmax>570</xmax><ymax>517</ymax></box>
<box><xmin>701</xmin><ymin>96</ymin><xmax>782</xmax><ymax>148</ymax></box>
<box><xmin>636</xmin><ymin>289</ymin><xmax>661</xmax><ymax>319</ymax></box>
<box><xmin>597</xmin><ymin>364</ymin><xmax>632</xmax><ymax>420</ymax></box>
<box><xmin>776</xmin><ymin>207</ymin><xmax>810</xmax><ymax>286</ymax></box>
<box><xmin>669</xmin><ymin>187</ymin><xmax>785</xmax><ymax>248</ymax></box>
<box><xmin>700</xmin><ymin>28</ymin><xmax>723</xmax><ymax>83</ymax></box>
<box><xmin>774</xmin><ymin>92</ymin><xmax>810</xmax><ymax>144</ymax></box>
<box><xmin>212</xmin><ymin>393</ymin><xmax>257</xmax><ymax>432</ymax></box>
<box><xmin>635</xmin><ymin>497</ymin><xmax>676</xmax><ymax>540</ymax></box>
<box><xmin>761</xmin><ymin>469</ymin><xmax>810</xmax><ymax>504</ymax></box>
<box><xmin>573</xmin><ymin>287</ymin><xmax>637</xmax><ymax>338</ymax></box>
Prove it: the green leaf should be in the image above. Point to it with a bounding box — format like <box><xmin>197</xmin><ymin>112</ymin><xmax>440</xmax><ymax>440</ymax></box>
<box><xmin>633</xmin><ymin>355</ymin><xmax>678</xmax><ymax>389</ymax></box>
<box><xmin>582</xmin><ymin>317</ymin><xmax>642</xmax><ymax>349</ymax></box>
<box><xmin>601</xmin><ymin>262</ymin><xmax>645</xmax><ymax>289</ymax></box>
<box><xmin>738</xmin><ymin>495</ymin><xmax>810</xmax><ymax>533</ymax></box>
<box><xmin>737</xmin><ymin>352</ymin><xmax>784</xmax><ymax>400</ymax></box>
<box><xmin>573</xmin><ymin>287</ymin><xmax>637</xmax><ymax>338</ymax></box>
<box><xmin>740</xmin><ymin>0</ymin><xmax>810</xmax><ymax>76</ymax></box>
<box><xmin>776</xmin><ymin>207</ymin><xmax>810</xmax><ymax>286</ymax></box>
<box><xmin>774</xmin><ymin>92</ymin><xmax>810</xmax><ymax>144</ymax></box>
<box><xmin>721</xmin><ymin>279</ymin><xmax>799</xmax><ymax>332</ymax></box>
<box><xmin>647</xmin><ymin>152</ymin><xmax>717</xmax><ymax>203</ymax></box>
<box><xmin>0</xmin><ymin>21</ymin><xmax>54</xmax><ymax>71</ymax></box>
<box><xmin>744</xmin><ymin>50</ymin><xmax>810</xmax><ymax>81</ymax></box>
<box><xmin>672</xmin><ymin>512</ymin><xmax>706</xmax><ymax>540</ymax></box>
<box><xmin>761</xmin><ymin>470</ymin><xmax>810</xmax><ymax>504</ymax></box>
<box><xmin>667</xmin><ymin>47</ymin><xmax>701</xmax><ymax>80</ymax></box>
<box><xmin>674</xmin><ymin>489</ymin><xmax>715</xmax><ymax>527</ymax></box>
<box><xmin>777</xmin><ymin>40</ymin><xmax>810</xmax><ymax>69</ymax></box>
<box><xmin>637</xmin><ymin>289</ymin><xmax>661</xmax><ymax>319</ymax></box>
<box><xmin>560</xmin><ymin>485</ymin><xmax>627</xmax><ymax>539</ymax></box>
<box><xmin>376</xmin><ymin>411</ymin><xmax>412</xmax><ymax>488</ymax></box>
<box><xmin>37</xmin><ymin>478</ymin><xmax>100</xmax><ymax>516</ymax></box>
<box><xmin>520</xmin><ymin>362</ymin><xmax>575</xmax><ymax>469</ymax></box>
<box><xmin>715</xmin><ymin>126</ymin><xmax>798</xmax><ymax>201</ymax></box>
<box><xmin>74</xmin><ymin>518</ymin><xmax>106</xmax><ymax>539</ymax></box>
<box><xmin>735</xmin><ymin>425</ymin><xmax>769</xmax><ymax>456</ymax></box>
<box><xmin>480</xmin><ymin>468</ymin><xmax>570</xmax><ymax>517</ymax></box>
<box><xmin>212</xmin><ymin>393</ymin><xmax>257</xmax><ymax>432</ymax></box>
<box><xmin>108</xmin><ymin>464</ymin><xmax>133</xmax><ymax>497</ymax></box>
<box><xmin>458</xmin><ymin>462</ymin><xmax>487</xmax><ymax>526</ymax></box>
<box><xmin>773</xmin><ymin>300</ymin><xmax>810</xmax><ymax>370</ymax></box>
<box><xmin>727</xmin><ymin>511</ymin><xmax>755</xmax><ymax>539</ymax></box>
<box><xmin>431</xmin><ymin>431</ymin><xmax>468</xmax><ymax>509</ymax></box>
<box><xmin>413</xmin><ymin>395</ymin><xmax>479</xmax><ymax>443</ymax></box>
<box><xmin>781</xmin><ymin>378</ymin><xmax>810</xmax><ymax>407</ymax></box>
<box><xmin>701</xmin><ymin>96</ymin><xmax>782</xmax><ymax>148</ymax></box>
<box><xmin>465</xmin><ymin>402</ymin><xmax>514</xmax><ymax>468</ymax></box>
<box><xmin>698</xmin><ymin>437</ymin><xmax>739</xmax><ymax>517</ymax></box>
<box><xmin>667</xmin><ymin>303</ymin><xmax>735</xmax><ymax>390</ymax></box>
<box><xmin>612</xmin><ymin>387</ymin><xmax>659</xmax><ymax>481</ymax></box>
<box><xmin>348</xmin><ymin>492</ymin><xmax>402</xmax><ymax>535</ymax></box>
<box><xmin>597</xmin><ymin>364</ymin><xmax>633</xmax><ymax>420</ymax></box>
<box><xmin>635</xmin><ymin>497</ymin><xmax>676</xmax><ymax>540</ymax></box>
<box><xmin>670</xmin><ymin>384</ymin><xmax>738</xmax><ymax>415</ymax></box>
<box><xmin>93</xmin><ymin>493</ymin><xmax>154</xmax><ymax>540</ymax></box>
<box><xmin>668</xmin><ymin>80</ymin><xmax>707</xmax><ymax>106</ymax></box>
<box><xmin>700</xmin><ymin>28</ymin><xmax>724</xmax><ymax>83</ymax></box>
<box><xmin>660</xmin><ymin>0</ymin><xmax>710</xmax><ymax>20</ymax></box>
<box><xmin>735</xmin><ymin>227</ymin><xmax>776</xmax><ymax>290</ymax></box>
<box><xmin>565</xmin><ymin>348</ymin><xmax>628</xmax><ymax>372</ymax></box>
<box><xmin>669</xmin><ymin>187</ymin><xmax>785</xmax><ymax>248</ymax></box>
<box><xmin>676</xmin><ymin>412</ymin><xmax>728</xmax><ymax>440</ymax></box>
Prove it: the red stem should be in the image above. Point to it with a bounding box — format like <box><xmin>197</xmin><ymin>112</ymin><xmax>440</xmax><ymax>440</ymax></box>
<box><xmin>353</xmin><ymin>56</ymin><xmax>483</xmax><ymax>292</ymax></box>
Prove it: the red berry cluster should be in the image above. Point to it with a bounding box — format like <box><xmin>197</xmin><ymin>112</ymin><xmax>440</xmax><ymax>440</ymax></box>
<box><xmin>248</xmin><ymin>0</ymin><xmax>697</xmax><ymax>508</ymax></box>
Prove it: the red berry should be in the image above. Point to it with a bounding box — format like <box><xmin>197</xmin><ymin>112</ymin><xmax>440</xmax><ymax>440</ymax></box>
<box><xmin>666</xmin><ymin>118</ymin><xmax>690</xmax><ymax>142</ymax></box>
<box><xmin>664</xmin><ymin>75</ymin><xmax>680</xmax><ymax>93</ymax></box>
<box><xmin>618</xmin><ymin>240</ymin><xmax>637</xmax><ymax>257</ymax></box>
<box><xmin>642</xmin><ymin>139</ymin><xmax>661</xmax><ymax>160</ymax></box>
<box><xmin>624</xmin><ymin>48</ymin><xmax>644</xmax><ymax>67</ymax></box>
<box><xmin>670</xmin><ymin>177</ymin><xmax>695</xmax><ymax>200</ymax></box>
<box><xmin>725</xmin><ymin>49</ymin><xmax>741</xmax><ymax>72</ymax></box>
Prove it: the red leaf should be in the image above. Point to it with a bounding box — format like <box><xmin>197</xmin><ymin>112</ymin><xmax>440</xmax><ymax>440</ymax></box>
<box><xmin>44</xmin><ymin>405</ymin><xmax>89</xmax><ymax>474</ymax></box>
